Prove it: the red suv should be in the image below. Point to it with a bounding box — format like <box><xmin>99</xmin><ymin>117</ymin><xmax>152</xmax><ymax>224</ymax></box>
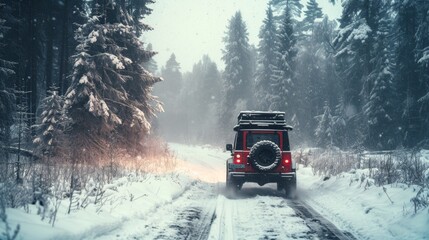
<box><xmin>226</xmin><ymin>111</ymin><xmax>296</xmax><ymax>198</ymax></box>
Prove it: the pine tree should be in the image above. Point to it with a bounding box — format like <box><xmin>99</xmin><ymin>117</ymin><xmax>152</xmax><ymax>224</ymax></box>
<box><xmin>220</xmin><ymin>11</ymin><xmax>253</xmax><ymax>133</ymax></box>
<box><xmin>33</xmin><ymin>87</ymin><xmax>66</xmax><ymax>157</ymax></box>
<box><xmin>295</xmin><ymin>2</ymin><xmax>327</xmax><ymax>142</ymax></box>
<box><xmin>315</xmin><ymin>102</ymin><xmax>334</xmax><ymax>148</ymax></box>
<box><xmin>193</xmin><ymin>55</ymin><xmax>222</xmax><ymax>142</ymax></box>
<box><xmin>303</xmin><ymin>0</ymin><xmax>323</xmax><ymax>31</ymax></box>
<box><xmin>156</xmin><ymin>53</ymin><xmax>183</xmax><ymax>141</ymax></box>
<box><xmin>270</xmin><ymin>7</ymin><xmax>296</xmax><ymax>115</ymax></box>
<box><xmin>333</xmin><ymin>0</ymin><xmax>381</xmax><ymax>148</ymax></box>
<box><xmin>270</xmin><ymin>0</ymin><xmax>303</xmax><ymax>18</ymax></box>
<box><xmin>193</xmin><ymin>55</ymin><xmax>222</xmax><ymax>114</ymax></box>
<box><xmin>332</xmin><ymin>97</ymin><xmax>347</xmax><ymax>148</ymax></box>
<box><xmin>160</xmin><ymin>53</ymin><xmax>182</xmax><ymax>98</ymax></box>
<box><xmin>65</xmin><ymin>1</ymin><xmax>162</xmax><ymax>156</ymax></box>
<box><xmin>363</xmin><ymin>1</ymin><xmax>396</xmax><ymax>150</ymax></box>
<box><xmin>255</xmin><ymin>6</ymin><xmax>279</xmax><ymax>110</ymax></box>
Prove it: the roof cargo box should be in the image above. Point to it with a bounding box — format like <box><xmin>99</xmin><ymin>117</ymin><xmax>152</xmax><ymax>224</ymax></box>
<box><xmin>234</xmin><ymin>111</ymin><xmax>293</xmax><ymax>131</ymax></box>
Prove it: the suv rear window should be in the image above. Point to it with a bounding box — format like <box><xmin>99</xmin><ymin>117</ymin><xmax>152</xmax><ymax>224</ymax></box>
<box><xmin>234</xmin><ymin>132</ymin><xmax>244</xmax><ymax>150</ymax></box>
<box><xmin>246</xmin><ymin>132</ymin><xmax>280</xmax><ymax>149</ymax></box>
<box><xmin>282</xmin><ymin>131</ymin><xmax>290</xmax><ymax>151</ymax></box>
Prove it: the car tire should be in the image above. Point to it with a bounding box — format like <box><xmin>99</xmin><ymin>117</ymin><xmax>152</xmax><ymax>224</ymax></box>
<box><xmin>285</xmin><ymin>179</ymin><xmax>297</xmax><ymax>199</ymax></box>
<box><xmin>248</xmin><ymin>140</ymin><xmax>282</xmax><ymax>172</ymax></box>
<box><xmin>277</xmin><ymin>181</ymin><xmax>285</xmax><ymax>191</ymax></box>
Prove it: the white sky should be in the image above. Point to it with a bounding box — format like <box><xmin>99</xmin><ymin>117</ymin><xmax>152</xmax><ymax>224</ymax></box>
<box><xmin>144</xmin><ymin>0</ymin><xmax>342</xmax><ymax>72</ymax></box>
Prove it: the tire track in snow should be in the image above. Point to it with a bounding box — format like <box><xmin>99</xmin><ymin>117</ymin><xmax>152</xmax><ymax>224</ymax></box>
<box><xmin>89</xmin><ymin>181</ymin><xmax>217</xmax><ymax>240</ymax></box>
<box><xmin>120</xmin><ymin>181</ymin><xmax>217</xmax><ymax>240</ymax></box>
<box><xmin>209</xmin><ymin>185</ymin><xmax>358</xmax><ymax>240</ymax></box>
<box><xmin>209</xmin><ymin>185</ymin><xmax>318</xmax><ymax>240</ymax></box>
<box><xmin>287</xmin><ymin>200</ymin><xmax>357</xmax><ymax>240</ymax></box>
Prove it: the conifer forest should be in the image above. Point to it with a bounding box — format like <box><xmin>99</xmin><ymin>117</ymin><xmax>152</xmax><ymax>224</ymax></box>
<box><xmin>0</xmin><ymin>0</ymin><xmax>428</xmax><ymax>239</ymax></box>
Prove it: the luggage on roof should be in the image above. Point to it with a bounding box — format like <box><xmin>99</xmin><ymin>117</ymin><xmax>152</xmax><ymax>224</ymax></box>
<box><xmin>234</xmin><ymin>111</ymin><xmax>293</xmax><ymax>131</ymax></box>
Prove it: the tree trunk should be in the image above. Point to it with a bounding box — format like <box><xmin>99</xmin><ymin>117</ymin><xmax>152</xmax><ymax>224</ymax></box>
<box><xmin>58</xmin><ymin>0</ymin><xmax>69</xmax><ymax>95</ymax></box>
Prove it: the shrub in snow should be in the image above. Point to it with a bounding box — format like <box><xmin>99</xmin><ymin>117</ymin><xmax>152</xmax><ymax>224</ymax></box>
<box><xmin>396</xmin><ymin>151</ymin><xmax>427</xmax><ymax>186</ymax></box>
<box><xmin>373</xmin><ymin>154</ymin><xmax>399</xmax><ymax>186</ymax></box>
<box><xmin>410</xmin><ymin>188</ymin><xmax>429</xmax><ymax>214</ymax></box>
<box><xmin>310</xmin><ymin>148</ymin><xmax>356</xmax><ymax>177</ymax></box>
<box><xmin>0</xmin><ymin>179</ymin><xmax>32</xmax><ymax>209</ymax></box>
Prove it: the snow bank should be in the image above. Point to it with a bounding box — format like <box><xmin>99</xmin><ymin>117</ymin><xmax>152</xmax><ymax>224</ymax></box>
<box><xmin>298</xmin><ymin>166</ymin><xmax>429</xmax><ymax>240</ymax></box>
<box><xmin>3</xmin><ymin>173</ymin><xmax>194</xmax><ymax>240</ymax></box>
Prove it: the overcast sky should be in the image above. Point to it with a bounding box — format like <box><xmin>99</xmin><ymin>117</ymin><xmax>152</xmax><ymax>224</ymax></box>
<box><xmin>144</xmin><ymin>0</ymin><xmax>342</xmax><ymax>73</ymax></box>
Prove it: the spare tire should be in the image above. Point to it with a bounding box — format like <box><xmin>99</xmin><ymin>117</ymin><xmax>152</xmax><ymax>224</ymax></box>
<box><xmin>248</xmin><ymin>140</ymin><xmax>281</xmax><ymax>171</ymax></box>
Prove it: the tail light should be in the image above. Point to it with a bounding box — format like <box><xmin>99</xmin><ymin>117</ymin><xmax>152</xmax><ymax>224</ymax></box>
<box><xmin>282</xmin><ymin>152</ymin><xmax>292</xmax><ymax>166</ymax></box>
<box><xmin>233</xmin><ymin>153</ymin><xmax>242</xmax><ymax>164</ymax></box>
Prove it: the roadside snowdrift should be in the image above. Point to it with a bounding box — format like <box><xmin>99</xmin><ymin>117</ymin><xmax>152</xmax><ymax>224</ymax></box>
<box><xmin>299</xmin><ymin>166</ymin><xmax>429</xmax><ymax>240</ymax></box>
<box><xmin>4</xmin><ymin>173</ymin><xmax>195</xmax><ymax>240</ymax></box>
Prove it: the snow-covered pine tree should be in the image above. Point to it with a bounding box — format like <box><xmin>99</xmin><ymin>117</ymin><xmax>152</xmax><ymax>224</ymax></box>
<box><xmin>220</xmin><ymin>11</ymin><xmax>253</xmax><ymax>135</ymax></box>
<box><xmin>315</xmin><ymin>102</ymin><xmax>334</xmax><ymax>148</ymax></box>
<box><xmin>363</xmin><ymin>1</ymin><xmax>396</xmax><ymax>150</ymax></box>
<box><xmin>33</xmin><ymin>87</ymin><xmax>66</xmax><ymax>157</ymax></box>
<box><xmin>255</xmin><ymin>6</ymin><xmax>279</xmax><ymax>110</ymax></box>
<box><xmin>302</xmin><ymin>0</ymin><xmax>323</xmax><ymax>32</ymax></box>
<box><xmin>333</xmin><ymin>0</ymin><xmax>381</xmax><ymax>148</ymax></box>
<box><xmin>127</xmin><ymin>0</ymin><xmax>155</xmax><ymax>36</ymax></box>
<box><xmin>270</xmin><ymin>6</ymin><xmax>297</xmax><ymax>116</ymax></box>
<box><xmin>332</xmin><ymin>97</ymin><xmax>347</xmax><ymax>148</ymax></box>
<box><xmin>270</xmin><ymin>0</ymin><xmax>303</xmax><ymax>19</ymax></box>
<box><xmin>65</xmin><ymin>1</ymin><xmax>162</xmax><ymax>156</ymax></box>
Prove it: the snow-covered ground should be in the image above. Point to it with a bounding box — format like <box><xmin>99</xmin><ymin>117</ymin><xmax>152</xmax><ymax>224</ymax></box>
<box><xmin>299</xmin><ymin>167</ymin><xmax>429</xmax><ymax>240</ymax></box>
<box><xmin>2</xmin><ymin>143</ymin><xmax>428</xmax><ymax>240</ymax></box>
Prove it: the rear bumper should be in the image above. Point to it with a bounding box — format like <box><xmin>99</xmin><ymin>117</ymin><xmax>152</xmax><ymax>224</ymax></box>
<box><xmin>228</xmin><ymin>172</ymin><xmax>296</xmax><ymax>185</ymax></box>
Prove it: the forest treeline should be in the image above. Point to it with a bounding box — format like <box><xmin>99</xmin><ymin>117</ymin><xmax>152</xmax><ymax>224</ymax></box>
<box><xmin>1</xmin><ymin>0</ymin><xmax>429</xmax><ymax>167</ymax></box>
<box><xmin>0</xmin><ymin>0</ymin><xmax>162</xmax><ymax>164</ymax></box>
<box><xmin>158</xmin><ymin>0</ymin><xmax>429</xmax><ymax>151</ymax></box>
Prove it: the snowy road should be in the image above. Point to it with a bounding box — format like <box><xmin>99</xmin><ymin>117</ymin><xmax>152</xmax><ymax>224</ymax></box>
<box><xmin>92</xmin><ymin>182</ymin><xmax>355</xmax><ymax>240</ymax></box>
<box><xmin>91</xmin><ymin>144</ymin><xmax>355</xmax><ymax>240</ymax></box>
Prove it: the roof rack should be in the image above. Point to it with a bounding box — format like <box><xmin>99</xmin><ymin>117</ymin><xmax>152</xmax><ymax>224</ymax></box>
<box><xmin>233</xmin><ymin>111</ymin><xmax>293</xmax><ymax>131</ymax></box>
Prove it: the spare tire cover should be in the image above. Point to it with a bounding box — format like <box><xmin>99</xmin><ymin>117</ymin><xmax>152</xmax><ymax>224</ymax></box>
<box><xmin>248</xmin><ymin>140</ymin><xmax>281</xmax><ymax>171</ymax></box>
